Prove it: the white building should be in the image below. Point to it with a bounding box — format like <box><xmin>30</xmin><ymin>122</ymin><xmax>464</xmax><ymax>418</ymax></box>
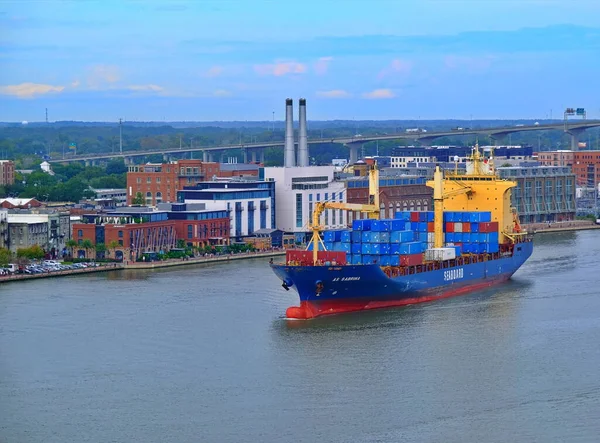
<box><xmin>390</xmin><ymin>155</ymin><xmax>435</xmax><ymax>168</ymax></box>
<box><xmin>177</xmin><ymin>180</ymin><xmax>275</xmax><ymax>240</ymax></box>
<box><xmin>263</xmin><ymin>166</ymin><xmax>347</xmax><ymax>234</ymax></box>
<box><xmin>93</xmin><ymin>188</ymin><xmax>127</xmax><ymax>207</ymax></box>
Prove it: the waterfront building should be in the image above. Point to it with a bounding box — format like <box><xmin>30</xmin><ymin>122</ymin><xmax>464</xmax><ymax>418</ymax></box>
<box><xmin>0</xmin><ymin>209</ymin><xmax>7</xmax><ymax>249</ymax></box>
<box><xmin>7</xmin><ymin>211</ymin><xmax>70</xmax><ymax>256</ymax></box>
<box><xmin>178</xmin><ymin>179</ymin><xmax>275</xmax><ymax>241</ymax></box>
<box><xmin>7</xmin><ymin>215</ymin><xmax>48</xmax><ymax>254</ymax></box>
<box><xmin>263</xmin><ymin>166</ymin><xmax>346</xmax><ymax>241</ymax></box>
<box><xmin>0</xmin><ymin>160</ymin><xmax>15</xmax><ymax>186</ymax></box>
<box><xmin>72</xmin><ymin>204</ymin><xmax>230</xmax><ymax>260</ymax></box>
<box><xmin>537</xmin><ymin>149</ymin><xmax>600</xmax><ymax>188</ymax></box>
<box><xmin>497</xmin><ymin>165</ymin><xmax>576</xmax><ymax>223</ymax></box>
<box><xmin>380</xmin><ymin>161</ymin><xmax>575</xmax><ymax>223</ymax></box>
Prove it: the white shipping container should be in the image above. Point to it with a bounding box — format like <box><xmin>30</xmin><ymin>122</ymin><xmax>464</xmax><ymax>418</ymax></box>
<box><xmin>424</xmin><ymin>247</ymin><xmax>456</xmax><ymax>261</ymax></box>
<box><xmin>454</xmin><ymin>222</ymin><xmax>463</xmax><ymax>233</ymax></box>
<box><xmin>427</xmin><ymin>232</ymin><xmax>435</xmax><ymax>242</ymax></box>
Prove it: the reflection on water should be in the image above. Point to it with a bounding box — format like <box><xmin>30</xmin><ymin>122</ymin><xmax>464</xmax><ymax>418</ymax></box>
<box><xmin>1</xmin><ymin>231</ymin><xmax>599</xmax><ymax>443</ymax></box>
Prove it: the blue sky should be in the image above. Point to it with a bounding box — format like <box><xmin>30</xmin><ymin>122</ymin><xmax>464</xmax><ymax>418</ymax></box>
<box><xmin>1</xmin><ymin>0</ymin><xmax>599</xmax><ymax>122</ymax></box>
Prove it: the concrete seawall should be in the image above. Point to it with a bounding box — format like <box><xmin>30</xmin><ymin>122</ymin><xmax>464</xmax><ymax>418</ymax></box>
<box><xmin>124</xmin><ymin>251</ymin><xmax>286</xmax><ymax>270</ymax></box>
<box><xmin>0</xmin><ymin>264</ymin><xmax>124</xmax><ymax>283</ymax></box>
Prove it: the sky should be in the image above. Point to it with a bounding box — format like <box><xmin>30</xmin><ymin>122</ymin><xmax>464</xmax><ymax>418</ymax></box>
<box><xmin>1</xmin><ymin>0</ymin><xmax>599</xmax><ymax>122</ymax></box>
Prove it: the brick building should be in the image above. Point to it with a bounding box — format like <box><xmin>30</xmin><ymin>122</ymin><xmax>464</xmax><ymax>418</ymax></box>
<box><xmin>537</xmin><ymin>150</ymin><xmax>600</xmax><ymax>187</ymax></box>
<box><xmin>536</xmin><ymin>150</ymin><xmax>574</xmax><ymax>167</ymax></box>
<box><xmin>72</xmin><ymin>204</ymin><xmax>230</xmax><ymax>260</ymax></box>
<box><xmin>0</xmin><ymin>160</ymin><xmax>15</xmax><ymax>186</ymax></box>
<box><xmin>127</xmin><ymin>160</ymin><xmax>220</xmax><ymax>205</ymax></box>
<box><xmin>344</xmin><ymin>175</ymin><xmax>432</xmax><ymax>224</ymax></box>
<box><xmin>126</xmin><ymin>160</ymin><xmax>261</xmax><ymax>205</ymax></box>
<box><xmin>572</xmin><ymin>151</ymin><xmax>600</xmax><ymax>187</ymax></box>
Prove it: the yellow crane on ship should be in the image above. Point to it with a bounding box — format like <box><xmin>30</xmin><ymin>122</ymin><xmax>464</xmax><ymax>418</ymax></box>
<box><xmin>307</xmin><ymin>143</ymin><xmax>525</xmax><ymax>266</ymax></box>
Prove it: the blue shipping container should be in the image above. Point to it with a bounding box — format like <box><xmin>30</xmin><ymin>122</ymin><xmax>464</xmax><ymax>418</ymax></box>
<box><xmin>399</xmin><ymin>242</ymin><xmax>422</xmax><ymax>255</ymax></box>
<box><xmin>361</xmin><ymin>243</ymin><xmax>372</xmax><ymax>254</ymax></box>
<box><xmin>351</xmin><ymin>231</ymin><xmax>362</xmax><ymax>243</ymax></box>
<box><xmin>340</xmin><ymin>230</ymin><xmax>351</xmax><ymax>243</ymax></box>
<box><xmin>351</xmin><ymin>243</ymin><xmax>362</xmax><ymax>254</ymax></box>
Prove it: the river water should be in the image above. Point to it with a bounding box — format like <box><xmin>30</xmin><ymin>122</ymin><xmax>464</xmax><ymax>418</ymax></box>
<box><xmin>1</xmin><ymin>231</ymin><xmax>600</xmax><ymax>443</ymax></box>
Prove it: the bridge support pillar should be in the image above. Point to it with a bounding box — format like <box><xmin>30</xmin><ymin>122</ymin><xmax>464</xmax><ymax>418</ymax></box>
<box><xmin>241</xmin><ymin>148</ymin><xmax>248</xmax><ymax>164</ymax></box>
<box><xmin>207</xmin><ymin>152</ymin><xmax>214</xmax><ymax>162</ymax></box>
<box><xmin>124</xmin><ymin>156</ymin><xmax>134</xmax><ymax>166</ymax></box>
<box><xmin>488</xmin><ymin>134</ymin><xmax>507</xmax><ymax>146</ymax></box>
<box><xmin>251</xmin><ymin>150</ymin><xmax>257</xmax><ymax>163</ymax></box>
<box><xmin>202</xmin><ymin>151</ymin><xmax>208</xmax><ymax>162</ymax></box>
<box><xmin>163</xmin><ymin>154</ymin><xmax>171</xmax><ymax>162</ymax></box>
<box><xmin>566</xmin><ymin>127</ymin><xmax>586</xmax><ymax>150</ymax></box>
<box><xmin>220</xmin><ymin>151</ymin><xmax>227</xmax><ymax>163</ymax></box>
<box><xmin>259</xmin><ymin>150</ymin><xmax>265</xmax><ymax>164</ymax></box>
<box><xmin>348</xmin><ymin>144</ymin><xmax>360</xmax><ymax>164</ymax></box>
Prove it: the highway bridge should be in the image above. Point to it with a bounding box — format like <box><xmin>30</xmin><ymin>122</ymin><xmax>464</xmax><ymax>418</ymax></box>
<box><xmin>48</xmin><ymin>120</ymin><xmax>600</xmax><ymax>165</ymax></box>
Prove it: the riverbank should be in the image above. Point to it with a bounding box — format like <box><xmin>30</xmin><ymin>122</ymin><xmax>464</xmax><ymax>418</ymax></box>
<box><xmin>0</xmin><ymin>263</ymin><xmax>124</xmax><ymax>283</ymax></box>
<box><xmin>124</xmin><ymin>250</ymin><xmax>286</xmax><ymax>270</ymax></box>
<box><xmin>524</xmin><ymin>221</ymin><xmax>600</xmax><ymax>234</ymax></box>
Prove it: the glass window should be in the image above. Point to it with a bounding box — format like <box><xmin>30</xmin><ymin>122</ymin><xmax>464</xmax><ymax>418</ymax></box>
<box><xmin>296</xmin><ymin>193</ymin><xmax>303</xmax><ymax>228</ymax></box>
<box><xmin>188</xmin><ymin>225</ymin><xmax>193</xmax><ymax>239</ymax></box>
<box><xmin>78</xmin><ymin>229</ymin><xmax>83</xmax><ymax>237</ymax></box>
<box><xmin>147</xmin><ymin>177</ymin><xmax>151</xmax><ymax>183</ymax></box>
<box><xmin>118</xmin><ymin>230</ymin><xmax>123</xmax><ymax>238</ymax></box>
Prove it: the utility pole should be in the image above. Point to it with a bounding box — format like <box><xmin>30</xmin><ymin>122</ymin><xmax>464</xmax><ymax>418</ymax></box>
<box><xmin>119</xmin><ymin>118</ymin><xmax>123</xmax><ymax>154</ymax></box>
<box><xmin>45</xmin><ymin>108</ymin><xmax>48</xmax><ymax>124</ymax></box>
<box><xmin>272</xmin><ymin>111</ymin><xmax>275</xmax><ymax>132</ymax></box>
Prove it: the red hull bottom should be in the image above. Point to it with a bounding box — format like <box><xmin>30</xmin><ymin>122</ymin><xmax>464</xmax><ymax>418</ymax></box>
<box><xmin>285</xmin><ymin>276</ymin><xmax>511</xmax><ymax>319</ymax></box>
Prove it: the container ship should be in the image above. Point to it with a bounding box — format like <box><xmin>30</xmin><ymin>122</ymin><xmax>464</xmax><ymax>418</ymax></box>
<box><xmin>270</xmin><ymin>145</ymin><xmax>533</xmax><ymax>319</ymax></box>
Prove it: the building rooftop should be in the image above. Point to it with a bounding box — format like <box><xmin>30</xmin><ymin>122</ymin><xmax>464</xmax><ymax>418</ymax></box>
<box><xmin>7</xmin><ymin>214</ymin><xmax>49</xmax><ymax>224</ymax></box>
<box><xmin>0</xmin><ymin>198</ymin><xmax>39</xmax><ymax>206</ymax></box>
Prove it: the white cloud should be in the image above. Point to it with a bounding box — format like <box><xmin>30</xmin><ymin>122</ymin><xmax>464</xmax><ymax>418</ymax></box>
<box><xmin>377</xmin><ymin>59</ymin><xmax>413</xmax><ymax>79</ymax></box>
<box><xmin>204</xmin><ymin>66</ymin><xmax>224</xmax><ymax>78</ymax></box>
<box><xmin>254</xmin><ymin>61</ymin><xmax>307</xmax><ymax>76</ymax></box>
<box><xmin>126</xmin><ymin>84</ymin><xmax>163</xmax><ymax>92</ymax></box>
<box><xmin>0</xmin><ymin>82</ymin><xmax>65</xmax><ymax>98</ymax></box>
<box><xmin>314</xmin><ymin>56</ymin><xmax>333</xmax><ymax>75</ymax></box>
<box><xmin>212</xmin><ymin>89</ymin><xmax>233</xmax><ymax>97</ymax></box>
<box><xmin>316</xmin><ymin>89</ymin><xmax>351</xmax><ymax>98</ymax></box>
<box><xmin>86</xmin><ymin>64</ymin><xmax>120</xmax><ymax>89</ymax></box>
<box><xmin>362</xmin><ymin>88</ymin><xmax>396</xmax><ymax>99</ymax></box>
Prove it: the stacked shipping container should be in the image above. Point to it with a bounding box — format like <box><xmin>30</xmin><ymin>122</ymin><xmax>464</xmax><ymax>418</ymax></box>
<box><xmin>317</xmin><ymin>210</ymin><xmax>499</xmax><ymax>266</ymax></box>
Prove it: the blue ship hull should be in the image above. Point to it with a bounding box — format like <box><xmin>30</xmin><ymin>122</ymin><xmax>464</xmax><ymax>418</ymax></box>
<box><xmin>271</xmin><ymin>241</ymin><xmax>533</xmax><ymax>319</ymax></box>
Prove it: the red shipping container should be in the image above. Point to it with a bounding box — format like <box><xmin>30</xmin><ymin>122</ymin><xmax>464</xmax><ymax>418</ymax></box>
<box><xmin>463</xmin><ymin>222</ymin><xmax>471</xmax><ymax>232</ymax></box>
<box><xmin>479</xmin><ymin>222</ymin><xmax>499</xmax><ymax>233</ymax></box>
<box><xmin>410</xmin><ymin>212</ymin><xmax>420</xmax><ymax>222</ymax></box>
<box><xmin>400</xmin><ymin>253</ymin><xmax>423</xmax><ymax>266</ymax></box>
<box><xmin>427</xmin><ymin>222</ymin><xmax>435</xmax><ymax>232</ymax></box>
<box><xmin>445</xmin><ymin>222</ymin><xmax>454</xmax><ymax>232</ymax></box>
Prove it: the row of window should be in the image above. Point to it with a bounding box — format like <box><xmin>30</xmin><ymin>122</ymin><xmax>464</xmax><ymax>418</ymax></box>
<box><xmin>307</xmin><ymin>192</ymin><xmax>344</xmax><ymax>202</ymax></box>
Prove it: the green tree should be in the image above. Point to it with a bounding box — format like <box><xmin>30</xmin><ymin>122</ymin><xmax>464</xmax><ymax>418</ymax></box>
<box><xmin>0</xmin><ymin>247</ymin><xmax>12</xmax><ymax>267</ymax></box>
<box><xmin>95</xmin><ymin>243</ymin><xmax>106</xmax><ymax>259</ymax></box>
<box><xmin>81</xmin><ymin>239</ymin><xmax>93</xmax><ymax>259</ymax></box>
<box><xmin>16</xmin><ymin>245</ymin><xmax>45</xmax><ymax>260</ymax></box>
<box><xmin>106</xmin><ymin>159</ymin><xmax>127</xmax><ymax>175</ymax></box>
<box><xmin>66</xmin><ymin>239</ymin><xmax>78</xmax><ymax>257</ymax></box>
<box><xmin>107</xmin><ymin>240</ymin><xmax>120</xmax><ymax>259</ymax></box>
<box><xmin>131</xmin><ymin>192</ymin><xmax>145</xmax><ymax>205</ymax></box>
